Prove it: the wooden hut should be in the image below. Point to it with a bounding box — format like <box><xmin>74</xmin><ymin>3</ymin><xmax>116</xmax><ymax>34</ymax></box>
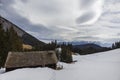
<box><xmin>4</xmin><ymin>51</ymin><xmax>58</xmax><ymax>72</ymax></box>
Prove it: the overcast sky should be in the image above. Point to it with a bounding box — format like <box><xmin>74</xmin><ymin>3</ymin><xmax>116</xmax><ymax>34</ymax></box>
<box><xmin>0</xmin><ymin>0</ymin><xmax>120</xmax><ymax>43</ymax></box>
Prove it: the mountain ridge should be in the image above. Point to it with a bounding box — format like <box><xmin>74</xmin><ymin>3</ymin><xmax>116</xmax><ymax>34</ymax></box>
<box><xmin>59</xmin><ymin>41</ymin><xmax>112</xmax><ymax>47</ymax></box>
<box><xmin>0</xmin><ymin>16</ymin><xmax>45</xmax><ymax>47</ymax></box>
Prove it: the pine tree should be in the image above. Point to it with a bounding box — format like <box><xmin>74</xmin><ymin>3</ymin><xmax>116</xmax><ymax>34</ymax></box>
<box><xmin>0</xmin><ymin>24</ymin><xmax>4</xmax><ymax>66</ymax></box>
<box><xmin>112</xmin><ymin>41</ymin><xmax>120</xmax><ymax>49</ymax></box>
<box><xmin>112</xmin><ymin>43</ymin><xmax>115</xmax><ymax>49</ymax></box>
<box><xmin>8</xmin><ymin>26</ymin><xmax>23</xmax><ymax>51</ymax></box>
<box><xmin>0</xmin><ymin>25</ymin><xmax>23</xmax><ymax>67</ymax></box>
<box><xmin>60</xmin><ymin>44</ymin><xmax>73</xmax><ymax>63</ymax></box>
<box><xmin>0</xmin><ymin>24</ymin><xmax>8</xmax><ymax>66</ymax></box>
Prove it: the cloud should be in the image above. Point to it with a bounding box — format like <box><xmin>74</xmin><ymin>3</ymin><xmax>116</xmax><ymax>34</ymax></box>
<box><xmin>11</xmin><ymin>0</ymin><xmax>104</xmax><ymax>26</ymax></box>
<box><xmin>76</xmin><ymin>11</ymin><xmax>95</xmax><ymax>24</ymax></box>
<box><xmin>0</xmin><ymin>0</ymin><xmax>15</xmax><ymax>6</ymax></box>
<box><xmin>79</xmin><ymin>0</ymin><xmax>96</xmax><ymax>9</ymax></box>
<box><xmin>117</xmin><ymin>33</ymin><xmax>120</xmax><ymax>36</ymax></box>
<box><xmin>11</xmin><ymin>0</ymin><xmax>76</xmax><ymax>26</ymax></box>
<box><xmin>74</xmin><ymin>36</ymin><xmax>100</xmax><ymax>41</ymax></box>
<box><xmin>20</xmin><ymin>0</ymin><xmax>28</xmax><ymax>3</ymax></box>
<box><xmin>105</xmin><ymin>0</ymin><xmax>120</xmax><ymax>4</ymax></box>
<box><xmin>0</xmin><ymin>0</ymin><xmax>120</xmax><ymax>43</ymax></box>
<box><xmin>76</xmin><ymin>0</ymin><xmax>104</xmax><ymax>25</ymax></box>
<box><xmin>110</xmin><ymin>19</ymin><xmax>120</xmax><ymax>24</ymax></box>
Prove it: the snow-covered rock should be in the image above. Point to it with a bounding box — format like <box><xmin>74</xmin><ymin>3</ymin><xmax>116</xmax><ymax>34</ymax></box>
<box><xmin>0</xmin><ymin>68</ymin><xmax>5</xmax><ymax>74</ymax></box>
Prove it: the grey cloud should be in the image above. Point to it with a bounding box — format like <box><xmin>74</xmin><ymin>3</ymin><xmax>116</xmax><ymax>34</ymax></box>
<box><xmin>117</xmin><ymin>33</ymin><xmax>120</xmax><ymax>35</ymax></box>
<box><xmin>20</xmin><ymin>0</ymin><xmax>28</xmax><ymax>3</ymax></box>
<box><xmin>105</xmin><ymin>25</ymin><xmax>120</xmax><ymax>29</ymax></box>
<box><xmin>39</xmin><ymin>38</ymin><xmax>64</xmax><ymax>42</ymax></box>
<box><xmin>102</xmin><ymin>11</ymin><xmax>120</xmax><ymax>17</ymax></box>
<box><xmin>105</xmin><ymin>0</ymin><xmax>120</xmax><ymax>4</ymax></box>
<box><xmin>79</xmin><ymin>0</ymin><xmax>96</xmax><ymax>9</ymax></box>
<box><xmin>104</xmin><ymin>38</ymin><xmax>120</xmax><ymax>43</ymax></box>
<box><xmin>74</xmin><ymin>36</ymin><xmax>120</xmax><ymax>43</ymax></box>
<box><xmin>108</xmin><ymin>11</ymin><xmax>120</xmax><ymax>14</ymax></box>
<box><xmin>0</xmin><ymin>0</ymin><xmax>15</xmax><ymax>6</ymax></box>
<box><xmin>77</xmin><ymin>0</ymin><xmax>99</xmax><ymax>24</ymax></box>
<box><xmin>75</xmin><ymin>31</ymin><xmax>87</xmax><ymax>35</ymax></box>
<box><xmin>110</xmin><ymin>19</ymin><xmax>120</xmax><ymax>24</ymax></box>
<box><xmin>36</xmin><ymin>0</ymin><xmax>61</xmax><ymax>15</ymax></box>
<box><xmin>75</xmin><ymin>36</ymin><xmax>100</xmax><ymax>40</ymax></box>
<box><xmin>76</xmin><ymin>11</ymin><xmax>95</xmax><ymax>24</ymax></box>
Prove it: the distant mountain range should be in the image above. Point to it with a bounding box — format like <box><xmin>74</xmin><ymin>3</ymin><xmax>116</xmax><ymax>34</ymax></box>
<box><xmin>59</xmin><ymin>41</ymin><xmax>112</xmax><ymax>47</ymax></box>
<box><xmin>72</xmin><ymin>43</ymin><xmax>111</xmax><ymax>55</ymax></box>
<box><xmin>73</xmin><ymin>43</ymin><xmax>103</xmax><ymax>50</ymax></box>
<box><xmin>58</xmin><ymin>41</ymin><xmax>112</xmax><ymax>54</ymax></box>
<box><xmin>0</xmin><ymin>16</ymin><xmax>45</xmax><ymax>47</ymax></box>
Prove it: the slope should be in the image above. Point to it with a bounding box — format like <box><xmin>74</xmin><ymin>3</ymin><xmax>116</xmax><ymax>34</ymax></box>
<box><xmin>0</xmin><ymin>49</ymin><xmax>120</xmax><ymax>80</ymax></box>
<box><xmin>0</xmin><ymin>16</ymin><xmax>45</xmax><ymax>47</ymax></box>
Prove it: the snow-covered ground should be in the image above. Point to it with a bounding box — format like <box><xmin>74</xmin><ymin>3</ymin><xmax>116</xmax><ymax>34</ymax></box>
<box><xmin>0</xmin><ymin>49</ymin><xmax>120</xmax><ymax>80</ymax></box>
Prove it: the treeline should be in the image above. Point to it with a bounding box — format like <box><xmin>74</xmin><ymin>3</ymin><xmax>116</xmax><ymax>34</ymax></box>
<box><xmin>59</xmin><ymin>43</ymin><xmax>73</xmax><ymax>63</ymax></box>
<box><xmin>112</xmin><ymin>41</ymin><xmax>120</xmax><ymax>49</ymax></box>
<box><xmin>72</xmin><ymin>46</ymin><xmax>111</xmax><ymax>55</ymax></box>
<box><xmin>0</xmin><ymin>24</ymin><xmax>23</xmax><ymax>67</ymax></box>
<box><xmin>35</xmin><ymin>41</ymin><xmax>73</xmax><ymax>63</ymax></box>
<box><xmin>22</xmin><ymin>40</ymin><xmax>73</xmax><ymax>63</ymax></box>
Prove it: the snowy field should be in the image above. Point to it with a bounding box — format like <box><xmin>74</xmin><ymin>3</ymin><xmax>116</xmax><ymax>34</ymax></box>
<box><xmin>0</xmin><ymin>49</ymin><xmax>120</xmax><ymax>80</ymax></box>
